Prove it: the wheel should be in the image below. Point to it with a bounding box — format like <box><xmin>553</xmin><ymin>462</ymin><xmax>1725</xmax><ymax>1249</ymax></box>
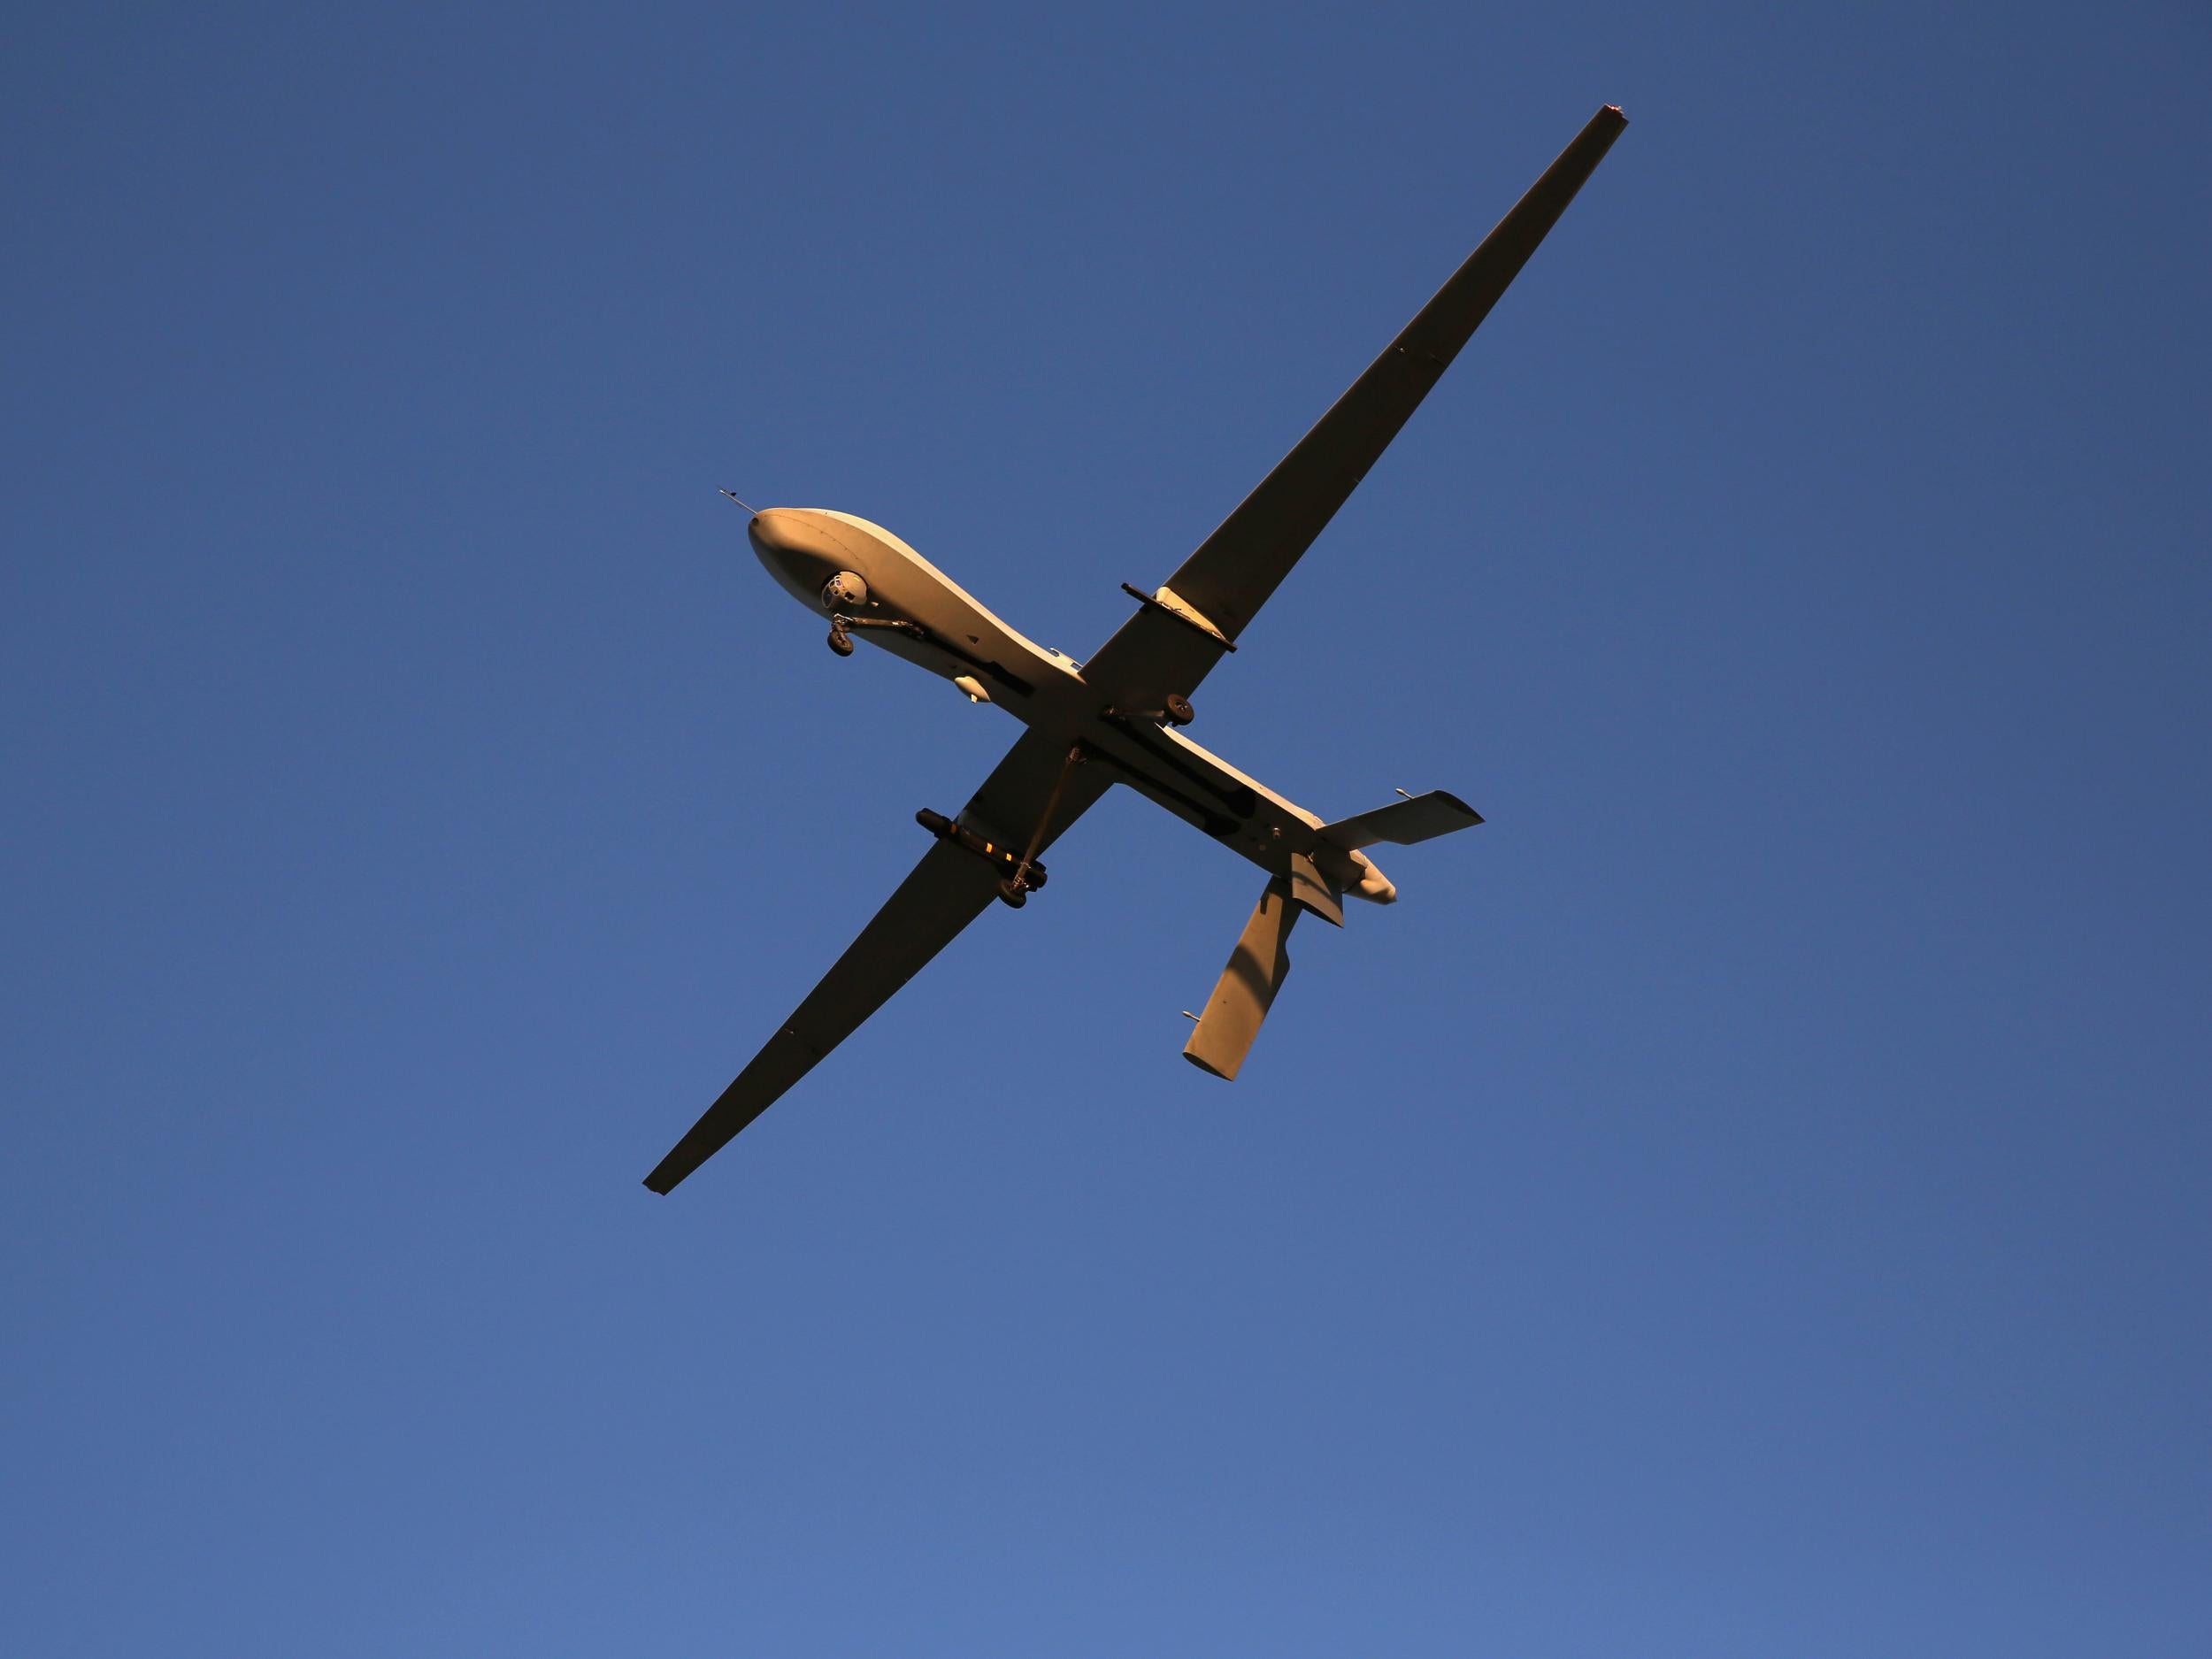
<box><xmin>1164</xmin><ymin>693</ymin><xmax>1195</xmax><ymax>726</ymax></box>
<box><xmin>826</xmin><ymin>630</ymin><xmax>855</xmax><ymax>657</ymax></box>
<box><xmin>995</xmin><ymin>879</ymin><xmax>1027</xmax><ymax>909</ymax></box>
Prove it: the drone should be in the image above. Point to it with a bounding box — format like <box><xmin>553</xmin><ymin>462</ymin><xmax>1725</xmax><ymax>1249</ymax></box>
<box><xmin>647</xmin><ymin>106</ymin><xmax>1627</xmax><ymax>1193</ymax></box>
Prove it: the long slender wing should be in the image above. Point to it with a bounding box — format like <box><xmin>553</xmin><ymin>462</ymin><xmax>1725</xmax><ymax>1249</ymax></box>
<box><xmin>643</xmin><ymin>729</ymin><xmax>1114</xmax><ymax>1194</ymax></box>
<box><xmin>1083</xmin><ymin>104</ymin><xmax>1627</xmax><ymax>710</ymax></box>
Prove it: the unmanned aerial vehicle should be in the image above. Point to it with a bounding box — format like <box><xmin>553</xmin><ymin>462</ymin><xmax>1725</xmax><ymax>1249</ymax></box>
<box><xmin>645</xmin><ymin>105</ymin><xmax>1627</xmax><ymax>1193</ymax></box>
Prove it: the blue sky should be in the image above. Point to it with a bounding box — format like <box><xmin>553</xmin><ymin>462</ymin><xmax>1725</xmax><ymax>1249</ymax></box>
<box><xmin>4</xmin><ymin>4</ymin><xmax>2207</xmax><ymax>1654</ymax></box>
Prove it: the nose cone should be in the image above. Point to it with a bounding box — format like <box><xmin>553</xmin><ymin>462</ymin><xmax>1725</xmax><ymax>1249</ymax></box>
<box><xmin>747</xmin><ymin>508</ymin><xmax>848</xmax><ymax>607</ymax></box>
<box><xmin>747</xmin><ymin>506</ymin><xmax>830</xmax><ymax>575</ymax></box>
<box><xmin>745</xmin><ymin>507</ymin><xmax>809</xmax><ymax>558</ymax></box>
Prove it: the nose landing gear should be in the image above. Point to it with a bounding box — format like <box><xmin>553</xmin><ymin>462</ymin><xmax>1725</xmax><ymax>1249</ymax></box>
<box><xmin>826</xmin><ymin>613</ymin><xmax>926</xmax><ymax>656</ymax></box>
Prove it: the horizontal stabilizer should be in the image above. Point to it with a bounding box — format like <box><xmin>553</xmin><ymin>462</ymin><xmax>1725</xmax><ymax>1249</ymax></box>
<box><xmin>1320</xmin><ymin>789</ymin><xmax>1483</xmax><ymax>851</ymax></box>
<box><xmin>1184</xmin><ymin>879</ymin><xmax>1301</xmax><ymax>1081</ymax></box>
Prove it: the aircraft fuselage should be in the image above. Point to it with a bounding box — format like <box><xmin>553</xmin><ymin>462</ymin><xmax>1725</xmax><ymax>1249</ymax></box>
<box><xmin>747</xmin><ymin>506</ymin><xmax>1397</xmax><ymax>902</ymax></box>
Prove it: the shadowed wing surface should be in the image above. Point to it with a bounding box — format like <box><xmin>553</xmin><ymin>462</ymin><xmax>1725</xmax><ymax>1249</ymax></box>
<box><xmin>643</xmin><ymin>729</ymin><xmax>1114</xmax><ymax>1194</ymax></box>
<box><xmin>1081</xmin><ymin>104</ymin><xmax>1627</xmax><ymax>711</ymax></box>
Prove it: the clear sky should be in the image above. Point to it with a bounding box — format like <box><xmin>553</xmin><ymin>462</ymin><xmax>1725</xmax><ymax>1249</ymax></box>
<box><xmin>4</xmin><ymin>4</ymin><xmax>2207</xmax><ymax>1654</ymax></box>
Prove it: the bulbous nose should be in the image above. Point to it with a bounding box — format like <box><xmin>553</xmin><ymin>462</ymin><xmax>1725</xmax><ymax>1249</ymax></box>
<box><xmin>748</xmin><ymin>507</ymin><xmax>856</xmax><ymax>571</ymax></box>
<box><xmin>746</xmin><ymin>508</ymin><xmax>810</xmax><ymax>560</ymax></box>
<box><xmin>746</xmin><ymin>508</ymin><xmax>852</xmax><ymax>610</ymax></box>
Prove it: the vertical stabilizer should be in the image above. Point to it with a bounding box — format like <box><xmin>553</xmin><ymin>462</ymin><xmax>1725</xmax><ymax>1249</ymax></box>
<box><xmin>1184</xmin><ymin>879</ymin><xmax>1302</xmax><ymax>1080</ymax></box>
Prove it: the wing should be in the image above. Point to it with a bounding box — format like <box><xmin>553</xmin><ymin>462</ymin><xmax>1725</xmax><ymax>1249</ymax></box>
<box><xmin>643</xmin><ymin>727</ymin><xmax>1113</xmax><ymax>1194</ymax></box>
<box><xmin>1082</xmin><ymin>104</ymin><xmax>1627</xmax><ymax>710</ymax></box>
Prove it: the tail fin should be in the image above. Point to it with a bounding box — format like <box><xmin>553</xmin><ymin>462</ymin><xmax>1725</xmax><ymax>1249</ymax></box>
<box><xmin>1183</xmin><ymin>879</ymin><xmax>1301</xmax><ymax>1080</ymax></box>
<box><xmin>1184</xmin><ymin>792</ymin><xmax>1483</xmax><ymax>1080</ymax></box>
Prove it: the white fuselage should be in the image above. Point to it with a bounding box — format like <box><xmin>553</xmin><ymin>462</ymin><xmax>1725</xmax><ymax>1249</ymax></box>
<box><xmin>749</xmin><ymin>508</ymin><xmax>1395</xmax><ymax>899</ymax></box>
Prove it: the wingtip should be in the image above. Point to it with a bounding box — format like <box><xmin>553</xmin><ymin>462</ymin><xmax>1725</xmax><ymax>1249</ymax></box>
<box><xmin>1432</xmin><ymin>788</ymin><xmax>1485</xmax><ymax>824</ymax></box>
<box><xmin>1183</xmin><ymin>1048</ymin><xmax>1237</xmax><ymax>1081</ymax></box>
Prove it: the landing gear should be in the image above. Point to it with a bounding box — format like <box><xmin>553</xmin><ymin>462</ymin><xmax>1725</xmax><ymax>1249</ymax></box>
<box><xmin>995</xmin><ymin>742</ymin><xmax>1085</xmax><ymax>908</ymax></box>
<box><xmin>826</xmin><ymin>612</ymin><xmax>925</xmax><ymax>657</ymax></box>
<box><xmin>1164</xmin><ymin>694</ymin><xmax>1195</xmax><ymax>726</ymax></box>
<box><xmin>918</xmin><ymin>806</ymin><xmax>1049</xmax><ymax>891</ymax></box>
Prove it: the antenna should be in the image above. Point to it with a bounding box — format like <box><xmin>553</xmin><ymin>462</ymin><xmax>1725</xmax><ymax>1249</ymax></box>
<box><xmin>1394</xmin><ymin>787</ymin><xmax>1414</xmax><ymax>800</ymax></box>
<box><xmin>718</xmin><ymin>488</ymin><xmax>759</xmax><ymax>514</ymax></box>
